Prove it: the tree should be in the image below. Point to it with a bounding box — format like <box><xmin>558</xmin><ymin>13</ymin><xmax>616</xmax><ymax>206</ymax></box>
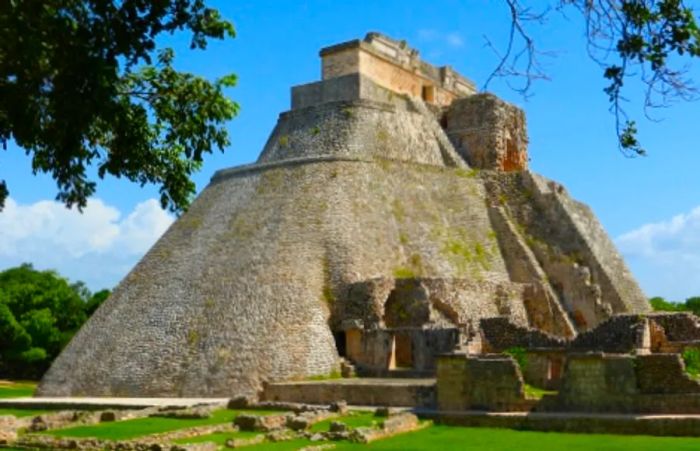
<box><xmin>489</xmin><ymin>0</ymin><xmax>700</xmax><ymax>155</ymax></box>
<box><xmin>0</xmin><ymin>264</ymin><xmax>110</xmax><ymax>378</ymax></box>
<box><xmin>0</xmin><ymin>0</ymin><xmax>238</xmax><ymax>214</ymax></box>
<box><xmin>649</xmin><ymin>295</ymin><xmax>683</xmax><ymax>311</ymax></box>
<box><xmin>684</xmin><ymin>296</ymin><xmax>700</xmax><ymax>315</ymax></box>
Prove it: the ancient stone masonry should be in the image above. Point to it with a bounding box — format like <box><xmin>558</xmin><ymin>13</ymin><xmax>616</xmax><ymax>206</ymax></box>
<box><xmin>445</xmin><ymin>94</ymin><xmax>528</xmax><ymax>172</ymax></box>
<box><xmin>448</xmin><ymin>312</ymin><xmax>700</xmax><ymax>413</ymax></box>
<box><xmin>318</xmin><ymin>32</ymin><xmax>475</xmax><ymax>107</ymax></box>
<box><xmin>39</xmin><ymin>32</ymin><xmax>647</xmax><ymax>398</ymax></box>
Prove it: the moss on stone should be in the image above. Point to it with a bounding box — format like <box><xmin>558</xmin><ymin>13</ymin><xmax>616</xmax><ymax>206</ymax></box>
<box><xmin>394</xmin><ymin>266</ymin><xmax>417</xmax><ymax>278</ymax></box>
<box><xmin>341</xmin><ymin>107</ymin><xmax>354</xmax><ymax>118</ymax></box>
<box><xmin>187</xmin><ymin>330</ymin><xmax>200</xmax><ymax>347</ymax></box>
<box><xmin>306</xmin><ymin>370</ymin><xmax>342</xmax><ymax>381</ymax></box>
<box><xmin>454</xmin><ymin>168</ymin><xmax>480</xmax><ymax>178</ymax></box>
<box><xmin>391</xmin><ymin>199</ymin><xmax>406</xmax><ymax>222</ymax></box>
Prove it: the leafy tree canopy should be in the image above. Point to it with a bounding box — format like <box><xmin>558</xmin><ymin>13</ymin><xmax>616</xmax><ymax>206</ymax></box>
<box><xmin>649</xmin><ymin>295</ymin><xmax>700</xmax><ymax>316</ymax></box>
<box><xmin>0</xmin><ymin>0</ymin><xmax>238</xmax><ymax>214</ymax></box>
<box><xmin>0</xmin><ymin>263</ymin><xmax>110</xmax><ymax>378</ymax></box>
<box><xmin>491</xmin><ymin>0</ymin><xmax>700</xmax><ymax>156</ymax></box>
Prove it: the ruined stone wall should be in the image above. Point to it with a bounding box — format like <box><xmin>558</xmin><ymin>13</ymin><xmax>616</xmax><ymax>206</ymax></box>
<box><xmin>649</xmin><ymin>313</ymin><xmax>700</xmax><ymax>342</ymax></box>
<box><xmin>569</xmin><ymin>315</ymin><xmax>647</xmax><ymax>353</ymax></box>
<box><xmin>332</xmin><ymin>278</ymin><xmax>530</xmax><ymax>335</ymax></box>
<box><xmin>636</xmin><ymin>354</ymin><xmax>700</xmax><ymax>394</ymax></box>
<box><xmin>445</xmin><ymin>94</ymin><xmax>528</xmax><ymax>172</ymax></box>
<box><xmin>540</xmin><ymin>353</ymin><xmax>700</xmax><ymax>413</ymax></box>
<box><xmin>554</xmin><ymin>354</ymin><xmax>638</xmax><ymax>412</ymax></box>
<box><xmin>480</xmin><ymin>317</ymin><xmax>567</xmax><ymax>352</ymax></box>
<box><xmin>437</xmin><ymin>354</ymin><xmax>530</xmax><ymax>411</ymax></box>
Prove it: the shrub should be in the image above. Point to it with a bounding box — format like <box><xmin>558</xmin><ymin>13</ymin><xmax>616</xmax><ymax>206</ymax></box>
<box><xmin>504</xmin><ymin>346</ymin><xmax>528</xmax><ymax>372</ymax></box>
<box><xmin>682</xmin><ymin>347</ymin><xmax>700</xmax><ymax>378</ymax></box>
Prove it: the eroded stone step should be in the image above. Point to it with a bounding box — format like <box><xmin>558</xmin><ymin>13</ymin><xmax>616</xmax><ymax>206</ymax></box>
<box><xmin>262</xmin><ymin>378</ymin><xmax>436</xmax><ymax>408</ymax></box>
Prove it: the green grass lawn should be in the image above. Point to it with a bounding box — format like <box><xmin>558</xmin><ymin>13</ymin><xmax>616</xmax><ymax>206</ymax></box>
<box><xmin>310</xmin><ymin>411</ymin><xmax>380</xmax><ymax>433</ymax></box>
<box><xmin>0</xmin><ymin>407</ymin><xmax>49</xmax><ymax>418</ymax></box>
<box><xmin>47</xmin><ymin>409</ymin><xmax>287</xmax><ymax>441</ymax></box>
<box><xmin>332</xmin><ymin>426</ymin><xmax>700</xmax><ymax>450</ymax></box>
<box><xmin>0</xmin><ymin>381</ymin><xmax>37</xmax><ymax>398</ymax></box>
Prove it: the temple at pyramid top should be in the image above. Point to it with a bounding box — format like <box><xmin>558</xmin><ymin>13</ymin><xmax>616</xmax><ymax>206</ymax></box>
<box><xmin>292</xmin><ymin>32</ymin><xmax>476</xmax><ymax>110</ymax></box>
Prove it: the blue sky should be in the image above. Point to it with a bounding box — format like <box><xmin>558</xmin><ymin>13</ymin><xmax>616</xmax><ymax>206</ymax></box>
<box><xmin>1</xmin><ymin>0</ymin><xmax>699</xmax><ymax>300</ymax></box>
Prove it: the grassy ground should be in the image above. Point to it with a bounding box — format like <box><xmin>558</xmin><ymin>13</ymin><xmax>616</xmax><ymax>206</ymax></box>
<box><xmin>0</xmin><ymin>381</ymin><xmax>36</xmax><ymax>398</ymax></box>
<box><xmin>309</xmin><ymin>411</ymin><xmax>380</xmax><ymax>433</ymax></box>
<box><xmin>332</xmin><ymin>426</ymin><xmax>700</xmax><ymax>450</ymax></box>
<box><xmin>46</xmin><ymin>409</ymin><xmax>287</xmax><ymax>441</ymax></box>
<box><xmin>0</xmin><ymin>407</ymin><xmax>49</xmax><ymax>417</ymax></box>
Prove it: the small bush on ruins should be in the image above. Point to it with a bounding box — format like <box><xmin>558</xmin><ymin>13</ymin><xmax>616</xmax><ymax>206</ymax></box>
<box><xmin>682</xmin><ymin>348</ymin><xmax>700</xmax><ymax>378</ymax></box>
<box><xmin>503</xmin><ymin>346</ymin><xmax>528</xmax><ymax>372</ymax></box>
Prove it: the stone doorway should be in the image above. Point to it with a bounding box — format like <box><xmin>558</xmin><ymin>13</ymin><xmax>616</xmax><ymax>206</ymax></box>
<box><xmin>395</xmin><ymin>333</ymin><xmax>413</xmax><ymax>368</ymax></box>
<box><xmin>333</xmin><ymin>331</ymin><xmax>347</xmax><ymax>357</ymax></box>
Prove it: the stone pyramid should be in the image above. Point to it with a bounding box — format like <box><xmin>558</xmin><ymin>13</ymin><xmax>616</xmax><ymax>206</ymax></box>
<box><xmin>38</xmin><ymin>33</ymin><xmax>649</xmax><ymax>397</ymax></box>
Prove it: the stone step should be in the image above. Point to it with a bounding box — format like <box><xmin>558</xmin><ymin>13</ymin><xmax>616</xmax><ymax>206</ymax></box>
<box><xmin>356</xmin><ymin>368</ymin><xmax>435</xmax><ymax>379</ymax></box>
<box><xmin>262</xmin><ymin>378</ymin><xmax>436</xmax><ymax>408</ymax></box>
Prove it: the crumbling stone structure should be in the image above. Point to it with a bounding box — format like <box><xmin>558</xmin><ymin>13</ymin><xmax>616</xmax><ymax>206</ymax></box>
<box><xmin>435</xmin><ymin>312</ymin><xmax>700</xmax><ymax>413</ymax></box>
<box><xmin>39</xmin><ymin>33</ymin><xmax>648</xmax><ymax>398</ymax></box>
<box><xmin>446</xmin><ymin>94</ymin><xmax>528</xmax><ymax>172</ymax></box>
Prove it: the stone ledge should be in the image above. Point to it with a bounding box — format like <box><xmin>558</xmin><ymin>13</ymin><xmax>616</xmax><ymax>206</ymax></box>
<box><xmin>419</xmin><ymin>410</ymin><xmax>700</xmax><ymax>437</ymax></box>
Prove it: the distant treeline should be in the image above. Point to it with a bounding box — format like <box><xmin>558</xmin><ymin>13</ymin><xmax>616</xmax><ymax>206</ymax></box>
<box><xmin>0</xmin><ymin>264</ymin><xmax>110</xmax><ymax>379</ymax></box>
<box><xmin>649</xmin><ymin>296</ymin><xmax>700</xmax><ymax>316</ymax></box>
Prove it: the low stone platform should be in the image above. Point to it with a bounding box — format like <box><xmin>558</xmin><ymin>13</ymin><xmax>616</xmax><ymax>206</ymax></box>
<box><xmin>263</xmin><ymin>378</ymin><xmax>436</xmax><ymax>407</ymax></box>
<box><xmin>420</xmin><ymin>409</ymin><xmax>700</xmax><ymax>437</ymax></box>
<box><xmin>0</xmin><ymin>397</ymin><xmax>228</xmax><ymax>410</ymax></box>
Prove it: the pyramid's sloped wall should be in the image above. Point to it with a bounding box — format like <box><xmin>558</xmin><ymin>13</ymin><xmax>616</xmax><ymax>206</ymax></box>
<box><xmin>525</xmin><ymin>173</ymin><xmax>649</xmax><ymax>315</ymax></box>
<box><xmin>257</xmin><ymin>100</ymin><xmax>451</xmax><ymax>167</ymax></box>
<box><xmin>484</xmin><ymin>171</ymin><xmax>649</xmax><ymax>332</ymax></box>
<box><xmin>38</xmin><ymin>158</ymin><xmax>514</xmax><ymax>397</ymax></box>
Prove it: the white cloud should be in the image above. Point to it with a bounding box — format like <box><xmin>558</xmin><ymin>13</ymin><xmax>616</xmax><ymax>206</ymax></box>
<box><xmin>616</xmin><ymin>206</ymin><xmax>700</xmax><ymax>300</ymax></box>
<box><xmin>0</xmin><ymin>197</ymin><xmax>174</xmax><ymax>290</ymax></box>
<box><xmin>417</xmin><ymin>29</ymin><xmax>465</xmax><ymax>48</ymax></box>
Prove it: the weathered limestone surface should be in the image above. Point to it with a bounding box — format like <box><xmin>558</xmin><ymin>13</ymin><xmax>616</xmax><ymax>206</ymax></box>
<box><xmin>262</xmin><ymin>378</ymin><xmax>436</xmax><ymax>407</ymax></box>
<box><xmin>38</xmin><ymin>155</ymin><xmax>512</xmax><ymax>397</ymax></box>
<box><xmin>320</xmin><ymin>33</ymin><xmax>475</xmax><ymax>107</ymax></box>
<box><xmin>38</xmin><ymin>32</ymin><xmax>648</xmax><ymax>397</ymax></box>
<box><xmin>484</xmin><ymin>171</ymin><xmax>649</xmax><ymax>331</ymax></box>
<box><xmin>539</xmin><ymin>352</ymin><xmax>700</xmax><ymax>413</ymax></box>
<box><xmin>436</xmin><ymin>353</ymin><xmax>532</xmax><ymax>411</ymax></box>
<box><xmin>446</xmin><ymin>94</ymin><xmax>528</xmax><ymax>172</ymax></box>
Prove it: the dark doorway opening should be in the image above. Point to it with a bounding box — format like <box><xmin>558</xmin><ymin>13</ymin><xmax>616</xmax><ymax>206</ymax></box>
<box><xmin>333</xmin><ymin>331</ymin><xmax>347</xmax><ymax>357</ymax></box>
